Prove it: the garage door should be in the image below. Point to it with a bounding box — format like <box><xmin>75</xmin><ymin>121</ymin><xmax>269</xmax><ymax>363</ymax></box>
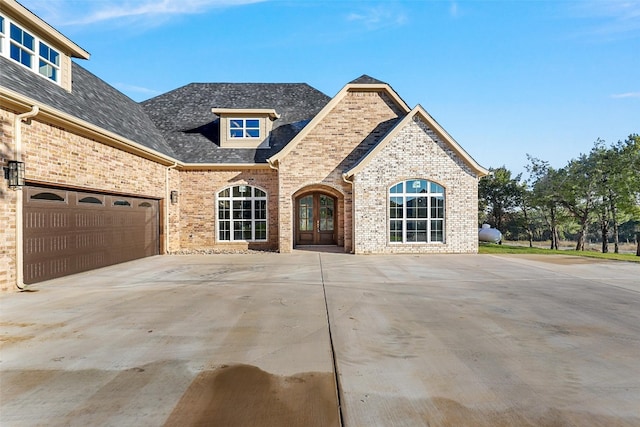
<box><xmin>23</xmin><ymin>186</ymin><xmax>160</xmax><ymax>284</ymax></box>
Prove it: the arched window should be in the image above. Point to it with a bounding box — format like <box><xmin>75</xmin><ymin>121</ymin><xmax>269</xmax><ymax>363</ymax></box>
<box><xmin>31</xmin><ymin>192</ymin><xmax>65</xmax><ymax>201</ymax></box>
<box><xmin>389</xmin><ymin>179</ymin><xmax>444</xmax><ymax>243</ymax></box>
<box><xmin>217</xmin><ymin>185</ymin><xmax>267</xmax><ymax>241</ymax></box>
<box><xmin>78</xmin><ymin>196</ymin><xmax>103</xmax><ymax>205</ymax></box>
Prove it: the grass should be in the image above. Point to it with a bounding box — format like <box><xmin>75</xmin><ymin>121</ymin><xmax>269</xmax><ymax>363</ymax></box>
<box><xmin>479</xmin><ymin>243</ymin><xmax>640</xmax><ymax>263</ymax></box>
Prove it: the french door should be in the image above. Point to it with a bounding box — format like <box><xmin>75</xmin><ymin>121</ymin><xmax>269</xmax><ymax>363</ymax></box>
<box><xmin>296</xmin><ymin>193</ymin><xmax>336</xmax><ymax>245</ymax></box>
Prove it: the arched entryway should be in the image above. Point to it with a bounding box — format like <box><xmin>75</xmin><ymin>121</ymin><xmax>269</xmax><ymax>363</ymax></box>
<box><xmin>295</xmin><ymin>192</ymin><xmax>337</xmax><ymax>246</ymax></box>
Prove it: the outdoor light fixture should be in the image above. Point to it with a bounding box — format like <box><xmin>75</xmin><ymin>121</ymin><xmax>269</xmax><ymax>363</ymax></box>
<box><xmin>170</xmin><ymin>190</ymin><xmax>179</xmax><ymax>204</ymax></box>
<box><xmin>4</xmin><ymin>161</ymin><xmax>25</xmax><ymax>189</ymax></box>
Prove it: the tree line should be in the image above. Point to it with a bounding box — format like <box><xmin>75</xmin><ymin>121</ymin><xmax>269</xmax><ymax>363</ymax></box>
<box><xmin>479</xmin><ymin>134</ymin><xmax>640</xmax><ymax>255</ymax></box>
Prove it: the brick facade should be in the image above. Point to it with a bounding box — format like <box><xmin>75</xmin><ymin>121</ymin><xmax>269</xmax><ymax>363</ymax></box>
<box><xmin>177</xmin><ymin>168</ymin><xmax>279</xmax><ymax>251</ymax></box>
<box><xmin>0</xmin><ymin>107</ymin><xmax>174</xmax><ymax>290</ymax></box>
<box><xmin>1</xmin><ymin>108</ymin><xmax>18</xmax><ymax>290</ymax></box>
<box><xmin>352</xmin><ymin>116</ymin><xmax>479</xmax><ymax>254</ymax></box>
<box><xmin>1</xmin><ymin>82</ymin><xmax>485</xmax><ymax>291</ymax></box>
<box><xmin>276</xmin><ymin>90</ymin><xmax>405</xmax><ymax>253</ymax></box>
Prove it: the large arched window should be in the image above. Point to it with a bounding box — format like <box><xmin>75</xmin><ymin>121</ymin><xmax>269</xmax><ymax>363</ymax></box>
<box><xmin>389</xmin><ymin>179</ymin><xmax>444</xmax><ymax>243</ymax></box>
<box><xmin>217</xmin><ymin>185</ymin><xmax>267</xmax><ymax>242</ymax></box>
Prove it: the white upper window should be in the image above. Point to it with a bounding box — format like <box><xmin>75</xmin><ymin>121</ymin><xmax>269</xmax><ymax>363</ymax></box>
<box><xmin>1</xmin><ymin>14</ymin><xmax>61</xmax><ymax>84</ymax></box>
<box><xmin>0</xmin><ymin>16</ymin><xmax>5</xmax><ymax>55</ymax></box>
<box><xmin>39</xmin><ymin>41</ymin><xmax>60</xmax><ymax>82</ymax></box>
<box><xmin>229</xmin><ymin>118</ymin><xmax>261</xmax><ymax>139</ymax></box>
<box><xmin>212</xmin><ymin>108</ymin><xmax>279</xmax><ymax>149</ymax></box>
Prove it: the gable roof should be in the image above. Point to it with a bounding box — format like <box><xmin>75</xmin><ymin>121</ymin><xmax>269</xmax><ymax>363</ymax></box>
<box><xmin>0</xmin><ymin>56</ymin><xmax>176</xmax><ymax>160</ymax></box>
<box><xmin>349</xmin><ymin>74</ymin><xmax>388</xmax><ymax>85</ymax></box>
<box><xmin>268</xmin><ymin>76</ymin><xmax>411</xmax><ymax>165</ymax></box>
<box><xmin>344</xmin><ymin>104</ymin><xmax>489</xmax><ymax>178</ymax></box>
<box><xmin>1</xmin><ymin>0</ymin><xmax>90</xmax><ymax>59</ymax></box>
<box><xmin>141</xmin><ymin>83</ymin><xmax>331</xmax><ymax>164</ymax></box>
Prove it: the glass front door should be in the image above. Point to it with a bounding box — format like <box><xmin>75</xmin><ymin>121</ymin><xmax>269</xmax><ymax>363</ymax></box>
<box><xmin>296</xmin><ymin>193</ymin><xmax>336</xmax><ymax>245</ymax></box>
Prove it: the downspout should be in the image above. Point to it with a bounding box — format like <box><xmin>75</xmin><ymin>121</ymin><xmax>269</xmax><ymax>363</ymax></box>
<box><xmin>165</xmin><ymin>162</ymin><xmax>178</xmax><ymax>254</ymax></box>
<box><xmin>342</xmin><ymin>173</ymin><xmax>355</xmax><ymax>254</ymax></box>
<box><xmin>14</xmin><ymin>105</ymin><xmax>40</xmax><ymax>290</ymax></box>
<box><xmin>267</xmin><ymin>159</ymin><xmax>281</xmax><ymax>250</ymax></box>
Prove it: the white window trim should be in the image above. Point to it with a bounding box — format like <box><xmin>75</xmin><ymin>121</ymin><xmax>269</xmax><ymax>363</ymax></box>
<box><xmin>0</xmin><ymin>15</ymin><xmax>6</xmax><ymax>56</ymax></box>
<box><xmin>0</xmin><ymin>13</ymin><xmax>61</xmax><ymax>84</ymax></box>
<box><xmin>388</xmin><ymin>179</ymin><xmax>446</xmax><ymax>244</ymax></box>
<box><xmin>229</xmin><ymin>118</ymin><xmax>261</xmax><ymax>140</ymax></box>
<box><xmin>216</xmin><ymin>185</ymin><xmax>268</xmax><ymax>242</ymax></box>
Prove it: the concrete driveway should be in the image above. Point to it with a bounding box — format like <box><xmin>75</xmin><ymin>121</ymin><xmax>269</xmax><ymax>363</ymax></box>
<box><xmin>1</xmin><ymin>253</ymin><xmax>639</xmax><ymax>426</ymax></box>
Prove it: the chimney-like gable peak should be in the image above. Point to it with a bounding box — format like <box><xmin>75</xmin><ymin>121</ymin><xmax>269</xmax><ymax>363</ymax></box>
<box><xmin>349</xmin><ymin>75</ymin><xmax>388</xmax><ymax>85</ymax></box>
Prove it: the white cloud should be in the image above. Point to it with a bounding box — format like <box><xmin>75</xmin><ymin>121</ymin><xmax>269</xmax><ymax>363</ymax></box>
<box><xmin>449</xmin><ymin>1</ymin><xmax>459</xmax><ymax>18</ymax></box>
<box><xmin>26</xmin><ymin>0</ymin><xmax>266</xmax><ymax>27</ymax></box>
<box><xmin>611</xmin><ymin>92</ymin><xmax>640</xmax><ymax>99</ymax></box>
<box><xmin>347</xmin><ymin>5</ymin><xmax>407</xmax><ymax>30</ymax></box>
<box><xmin>570</xmin><ymin>0</ymin><xmax>640</xmax><ymax>39</ymax></box>
<box><xmin>114</xmin><ymin>82</ymin><xmax>161</xmax><ymax>97</ymax></box>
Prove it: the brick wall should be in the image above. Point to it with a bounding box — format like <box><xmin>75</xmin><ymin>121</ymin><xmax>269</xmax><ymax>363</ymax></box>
<box><xmin>1</xmin><ymin>108</ymin><xmax>17</xmax><ymax>290</ymax></box>
<box><xmin>0</xmin><ymin>107</ymin><xmax>172</xmax><ymax>290</ymax></box>
<box><xmin>353</xmin><ymin>116</ymin><xmax>480</xmax><ymax>254</ymax></box>
<box><xmin>21</xmin><ymin>120</ymin><xmax>167</xmax><ymax>197</ymax></box>
<box><xmin>177</xmin><ymin>168</ymin><xmax>279</xmax><ymax>251</ymax></box>
<box><xmin>277</xmin><ymin>89</ymin><xmax>404</xmax><ymax>253</ymax></box>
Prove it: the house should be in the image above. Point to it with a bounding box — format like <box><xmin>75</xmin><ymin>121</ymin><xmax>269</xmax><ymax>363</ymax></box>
<box><xmin>0</xmin><ymin>0</ymin><xmax>488</xmax><ymax>290</ymax></box>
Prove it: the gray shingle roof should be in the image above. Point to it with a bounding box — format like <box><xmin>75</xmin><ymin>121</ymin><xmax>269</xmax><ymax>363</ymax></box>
<box><xmin>141</xmin><ymin>83</ymin><xmax>331</xmax><ymax>163</ymax></box>
<box><xmin>0</xmin><ymin>57</ymin><xmax>175</xmax><ymax>158</ymax></box>
<box><xmin>349</xmin><ymin>74</ymin><xmax>388</xmax><ymax>85</ymax></box>
<box><xmin>2</xmin><ymin>56</ymin><xmax>336</xmax><ymax>164</ymax></box>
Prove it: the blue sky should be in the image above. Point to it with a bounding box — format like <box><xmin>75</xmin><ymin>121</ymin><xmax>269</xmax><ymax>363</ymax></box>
<box><xmin>21</xmin><ymin>0</ymin><xmax>640</xmax><ymax>176</ymax></box>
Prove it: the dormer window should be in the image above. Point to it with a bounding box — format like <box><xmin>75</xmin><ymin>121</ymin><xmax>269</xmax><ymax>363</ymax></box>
<box><xmin>213</xmin><ymin>108</ymin><xmax>280</xmax><ymax>149</ymax></box>
<box><xmin>39</xmin><ymin>41</ymin><xmax>60</xmax><ymax>82</ymax></box>
<box><xmin>230</xmin><ymin>119</ymin><xmax>261</xmax><ymax>139</ymax></box>
<box><xmin>1</xmin><ymin>14</ymin><xmax>61</xmax><ymax>84</ymax></box>
<box><xmin>9</xmin><ymin>22</ymin><xmax>34</xmax><ymax>68</ymax></box>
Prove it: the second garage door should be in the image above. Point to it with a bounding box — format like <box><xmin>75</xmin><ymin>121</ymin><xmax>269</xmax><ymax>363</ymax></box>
<box><xmin>23</xmin><ymin>186</ymin><xmax>160</xmax><ymax>284</ymax></box>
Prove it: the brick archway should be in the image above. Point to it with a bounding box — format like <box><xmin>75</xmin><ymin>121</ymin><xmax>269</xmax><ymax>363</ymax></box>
<box><xmin>292</xmin><ymin>184</ymin><xmax>345</xmax><ymax>249</ymax></box>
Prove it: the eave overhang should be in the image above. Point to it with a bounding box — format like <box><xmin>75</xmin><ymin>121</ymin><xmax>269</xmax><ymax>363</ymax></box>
<box><xmin>212</xmin><ymin>108</ymin><xmax>281</xmax><ymax>120</ymax></box>
<box><xmin>1</xmin><ymin>87</ymin><xmax>178</xmax><ymax>166</ymax></box>
<box><xmin>268</xmin><ymin>82</ymin><xmax>411</xmax><ymax>164</ymax></box>
<box><xmin>343</xmin><ymin>104</ymin><xmax>489</xmax><ymax>179</ymax></box>
<box><xmin>0</xmin><ymin>0</ymin><xmax>90</xmax><ymax>59</ymax></box>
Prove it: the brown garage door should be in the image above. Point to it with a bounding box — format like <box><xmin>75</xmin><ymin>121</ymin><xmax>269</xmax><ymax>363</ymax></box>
<box><xmin>23</xmin><ymin>186</ymin><xmax>160</xmax><ymax>284</ymax></box>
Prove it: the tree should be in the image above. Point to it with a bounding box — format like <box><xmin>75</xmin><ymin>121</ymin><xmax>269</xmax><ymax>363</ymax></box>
<box><xmin>526</xmin><ymin>156</ymin><xmax>567</xmax><ymax>250</ymax></box>
<box><xmin>556</xmin><ymin>154</ymin><xmax>600</xmax><ymax>251</ymax></box>
<box><xmin>514</xmin><ymin>180</ymin><xmax>535</xmax><ymax>247</ymax></box>
<box><xmin>590</xmin><ymin>135</ymin><xmax>640</xmax><ymax>253</ymax></box>
<box><xmin>612</xmin><ymin>135</ymin><xmax>640</xmax><ymax>254</ymax></box>
<box><xmin>478</xmin><ymin>167</ymin><xmax>522</xmax><ymax>232</ymax></box>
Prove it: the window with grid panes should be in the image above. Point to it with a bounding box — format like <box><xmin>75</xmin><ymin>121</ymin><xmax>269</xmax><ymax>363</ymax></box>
<box><xmin>217</xmin><ymin>185</ymin><xmax>267</xmax><ymax>241</ymax></box>
<box><xmin>389</xmin><ymin>179</ymin><xmax>445</xmax><ymax>243</ymax></box>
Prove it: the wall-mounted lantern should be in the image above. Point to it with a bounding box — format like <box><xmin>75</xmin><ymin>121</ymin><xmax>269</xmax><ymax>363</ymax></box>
<box><xmin>170</xmin><ymin>190</ymin><xmax>179</xmax><ymax>204</ymax></box>
<box><xmin>4</xmin><ymin>161</ymin><xmax>25</xmax><ymax>189</ymax></box>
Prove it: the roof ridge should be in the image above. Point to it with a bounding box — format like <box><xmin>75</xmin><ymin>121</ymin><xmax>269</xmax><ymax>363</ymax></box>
<box><xmin>349</xmin><ymin>74</ymin><xmax>388</xmax><ymax>85</ymax></box>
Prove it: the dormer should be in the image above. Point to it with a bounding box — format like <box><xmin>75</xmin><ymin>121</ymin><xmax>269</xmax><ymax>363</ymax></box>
<box><xmin>0</xmin><ymin>0</ymin><xmax>90</xmax><ymax>91</ymax></box>
<box><xmin>212</xmin><ymin>108</ymin><xmax>280</xmax><ymax>149</ymax></box>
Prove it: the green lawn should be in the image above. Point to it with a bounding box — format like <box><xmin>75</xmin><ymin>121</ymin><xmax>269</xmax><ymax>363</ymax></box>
<box><xmin>479</xmin><ymin>243</ymin><xmax>640</xmax><ymax>263</ymax></box>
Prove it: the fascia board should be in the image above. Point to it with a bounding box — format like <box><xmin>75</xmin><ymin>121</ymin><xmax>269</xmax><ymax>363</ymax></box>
<box><xmin>1</xmin><ymin>87</ymin><xmax>180</xmax><ymax>166</ymax></box>
<box><xmin>268</xmin><ymin>85</ymin><xmax>350</xmax><ymax>165</ymax></box>
<box><xmin>268</xmin><ymin>83</ymin><xmax>411</xmax><ymax>165</ymax></box>
<box><xmin>212</xmin><ymin>108</ymin><xmax>280</xmax><ymax>120</ymax></box>
<box><xmin>412</xmin><ymin>105</ymin><xmax>489</xmax><ymax>177</ymax></box>
<box><xmin>178</xmin><ymin>163</ymin><xmax>272</xmax><ymax>171</ymax></box>
<box><xmin>1</xmin><ymin>0</ymin><xmax>90</xmax><ymax>59</ymax></box>
<box><xmin>344</xmin><ymin>105</ymin><xmax>489</xmax><ymax>179</ymax></box>
<box><xmin>351</xmin><ymin>83</ymin><xmax>411</xmax><ymax>112</ymax></box>
<box><xmin>343</xmin><ymin>111</ymin><xmax>414</xmax><ymax>179</ymax></box>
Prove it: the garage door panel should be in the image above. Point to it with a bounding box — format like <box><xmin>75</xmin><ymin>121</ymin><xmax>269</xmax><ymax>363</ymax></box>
<box><xmin>23</xmin><ymin>187</ymin><xmax>159</xmax><ymax>284</ymax></box>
